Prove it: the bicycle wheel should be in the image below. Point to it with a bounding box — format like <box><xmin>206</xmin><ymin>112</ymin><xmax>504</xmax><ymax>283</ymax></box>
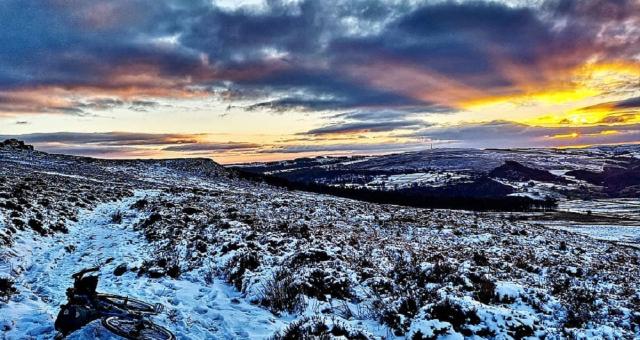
<box><xmin>102</xmin><ymin>316</ymin><xmax>175</xmax><ymax>340</ymax></box>
<box><xmin>97</xmin><ymin>294</ymin><xmax>157</xmax><ymax>314</ymax></box>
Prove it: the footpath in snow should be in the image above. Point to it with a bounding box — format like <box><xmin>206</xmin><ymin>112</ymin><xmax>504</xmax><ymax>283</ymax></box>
<box><xmin>0</xmin><ymin>191</ymin><xmax>286</xmax><ymax>339</ymax></box>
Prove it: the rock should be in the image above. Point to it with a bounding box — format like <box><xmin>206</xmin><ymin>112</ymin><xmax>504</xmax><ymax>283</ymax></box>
<box><xmin>0</xmin><ymin>139</ymin><xmax>33</xmax><ymax>151</ymax></box>
<box><xmin>182</xmin><ymin>207</ymin><xmax>201</xmax><ymax>215</ymax></box>
<box><xmin>167</xmin><ymin>265</ymin><xmax>181</xmax><ymax>279</ymax></box>
<box><xmin>147</xmin><ymin>267</ymin><xmax>166</xmax><ymax>278</ymax></box>
<box><xmin>113</xmin><ymin>264</ymin><xmax>128</xmax><ymax>276</ymax></box>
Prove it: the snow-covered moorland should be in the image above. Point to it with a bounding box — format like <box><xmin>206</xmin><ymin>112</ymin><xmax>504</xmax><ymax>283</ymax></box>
<box><xmin>1</xmin><ymin>144</ymin><xmax>639</xmax><ymax>339</ymax></box>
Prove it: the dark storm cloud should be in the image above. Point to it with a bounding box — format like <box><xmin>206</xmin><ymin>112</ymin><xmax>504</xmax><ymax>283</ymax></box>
<box><xmin>237</xmin><ymin>69</ymin><xmax>433</xmax><ymax>112</ymax></box>
<box><xmin>0</xmin><ymin>0</ymin><xmax>208</xmax><ymax>90</ymax></box>
<box><xmin>0</xmin><ymin>0</ymin><xmax>637</xmax><ymax>118</ymax></box>
<box><xmin>300</xmin><ymin>107</ymin><xmax>446</xmax><ymax>136</ymax></box>
<box><xmin>581</xmin><ymin>96</ymin><xmax>640</xmax><ymax>112</ymax></box>
<box><xmin>62</xmin><ymin>99</ymin><xmax>161</xmax><ymax>115</ymax></box>
<box><xmin>303</xmin><ymin>120</ymin><xmax>429</xmax><ymax>135</ymax></box>
<box><xmin>329</xmin><ymin>2</ymin><xmax>551</xmax><ymax>92</ymax></box>
<box><xmin>334</xmin><ymin>107</ymin><xmax>454</xmax><ymax>121</ymax></box>
<box><xmin>614</xmin><ymin>97</ymin><xmax>640</xmax><ymax>109</ymax></box>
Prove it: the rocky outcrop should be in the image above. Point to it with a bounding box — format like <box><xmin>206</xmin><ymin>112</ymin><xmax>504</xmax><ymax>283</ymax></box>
<box><xmin>0</xmin><ymin>139</ymin><xmax>34</xmax><ymax>151</ymax></box>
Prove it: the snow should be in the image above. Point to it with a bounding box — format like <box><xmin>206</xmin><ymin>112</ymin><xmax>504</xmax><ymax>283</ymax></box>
<box><xmin>2</xmin><ymin>146</ymin><xmax>640</xmax><ymax>339</ymax></box>
<box><xmin>367</xmin><ymin>171</ymin><xmax>471</xmax><ymax>189</ymax></box>
<box><xmin>559</xmin><ymin>199</ymin><xmax>640</xmax><ymax>220</ymax></box>
<box><xmin>0</xmin><ymin>191</ymin><xmax>286</xmax><ymax>339</ymax></box>
<box><xmin>549</xmin><ymin>169</ymin><xmax>571</xmax><ymax>176</ymax></box>
<box><xmin>547</xmin><ymin>224</ymin><xmax>640</xmax><ymax>245</ymax></box>
<box><xmin>495</xmin><ymin>282</ymin><xmax>524</xmax><ymax>302</ymax></box>
<box><xmin>408</xmin><ymin>318</ymin><xmax>462</xmax><ymax>339</ymax></box>
<box><xmin>38</xmin><ymin>171</ymin><xmax>102</xmax><ymax>183</ymax></box>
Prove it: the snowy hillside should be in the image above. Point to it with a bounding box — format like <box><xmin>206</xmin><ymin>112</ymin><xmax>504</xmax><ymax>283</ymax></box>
<box><xmin>236</xmin><ymin>145</ymin><xmax>640</xmax><ymax>199</ymax></box>
<box><xmin>1</xmin><ymin>143</ymin><xmax>639</xmax><ymax>339</ymax></box>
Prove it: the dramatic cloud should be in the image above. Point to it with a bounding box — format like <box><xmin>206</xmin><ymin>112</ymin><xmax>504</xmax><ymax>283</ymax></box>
<box><xmin>2</xmin><ymin>132</ymin><xmax>200</xmax><ymax>146</ymax></box>
<box><xmin>33</xmin><ymin>145</ymin><xmax>159</xmax><ymax>158</ymax></box>
<box><xmin>405</xmin><ymin>121</ymin><xmax>640</xmax><ymax>148</ymax></box>
<box><xmin>162</xmin><ymin>142</ymin><xmax>260</xmax><ymax>152</ymax></box>
<box><xmin>0</xmin><ymin>0</ymin><xmax>637</xmax><ymax>115</ymax></box>
<box><xmin>303</xmin><ymin>120</ymin><xmax>429</xmax><ymax>135</ymax></box>
<box><xmin>581</xmin><ymin>96</ymin><xmax>640</xmax><ymax>111</ymax></box>
<box><xmin>260</xmin><ymin>141</ymin><xmax>428</xmax><ymax>154</ymax></box>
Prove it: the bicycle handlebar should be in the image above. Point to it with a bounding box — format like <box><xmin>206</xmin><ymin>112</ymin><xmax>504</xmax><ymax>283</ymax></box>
<box><xmin>72</xmin><ymin>267</ymin><xmax>100</xmax><ymax>279</ymax></box>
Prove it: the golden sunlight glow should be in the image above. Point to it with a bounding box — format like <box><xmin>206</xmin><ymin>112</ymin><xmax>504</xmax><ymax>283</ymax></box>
<box><xmin>485</xmin><ymin>62</ymin><xmax>640</xmax><ymax>127</ymax></box>
<box><xmin>472</xmin><ymin>62</ymin><xmax>636</xmax><ymax>107</ymax></box>
<box><xmin>550</xmin><ymin>129</ymin><xmax>622</xmax><ymax>140</ymax></box>
<box><xmin>551</xmin><ymin>132</ymin><xmax>579</xmax><ymax>139</ymax></box>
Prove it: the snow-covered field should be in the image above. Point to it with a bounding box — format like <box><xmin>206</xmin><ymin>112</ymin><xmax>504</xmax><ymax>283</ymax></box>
<box><xmin>559</xmin><ymin>199</ymin><xmax>640</xmax><ymax>220</ymax></box>
<box><xmin>367</xmin><ymin>172</ymin><xmax>471</xmax><ymax>189</ymax></box>
<box><xmin>1</xmin><ymin>191</ymin><xmax>286</xmax><ymax>339</ymax></box>
<box><xmin>546</xmin><ymin>224</ymin><xmax>640</xmax><ymax>246</ymax></box>
<box><xmin>535</xmin><ymin>199</ymin><xmax>640</xmax><ymax>247</ymax></box>
<box><xmin>1</xmin><ymin>146</ymin><xmax>639</xmax><ymax>339</ymax></box>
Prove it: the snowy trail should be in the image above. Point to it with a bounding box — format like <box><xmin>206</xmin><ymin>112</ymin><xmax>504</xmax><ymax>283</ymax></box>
<box><xmin>1</xmin><ymin>191</ymin><xmax>286</xmax><ymax>339</ymax></box>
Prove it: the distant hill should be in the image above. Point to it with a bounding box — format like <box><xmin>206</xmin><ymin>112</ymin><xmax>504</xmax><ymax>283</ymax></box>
<box><xmin>489</xmin><ymin>160</ymin><xmax>568</xmax><ymax>183</ymax></box>
<box><xmin>234</xmin><ymin>145</ymin><xmax>640</xmax><ymax>200</ymax></box>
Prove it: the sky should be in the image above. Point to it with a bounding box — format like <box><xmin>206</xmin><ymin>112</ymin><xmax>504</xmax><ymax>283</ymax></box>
<box><xmin>0</xmin><ymin>0</ymin><xmax>638</xmax><ymax>163</ymax></box>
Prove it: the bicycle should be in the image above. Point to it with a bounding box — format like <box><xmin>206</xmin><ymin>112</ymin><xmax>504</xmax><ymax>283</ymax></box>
<box><xmin>54</xmin><ymin>267</ymin><xmax>175</xmax><ymax>340</ymax></box>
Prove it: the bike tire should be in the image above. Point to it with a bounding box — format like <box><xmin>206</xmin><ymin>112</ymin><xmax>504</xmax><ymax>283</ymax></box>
<box><xmin>102</xmin><ymin>316</ymin><xmax>175</xmax><ymax>340</ymax></box>
<box><xmin>97</xmin><ymin>294</ymin><xmax>157</xmax><ymax>314</ymax></box>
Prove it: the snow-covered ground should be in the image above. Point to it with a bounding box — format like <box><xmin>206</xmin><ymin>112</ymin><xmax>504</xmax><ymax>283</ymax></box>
<box><xmin>538</xmin><ymin>199</ymin><xmax>640</xmax><ymax>247</ymax></box>
<box><xmin>1</xmin><ymin>146</ymin><xmax>639</xmax><ymax>339</ymax></box>
<box><xmin>366</xmin><ymin>171</ymin><xmax>471</xmax><ymax>189</ymax></box>
<box><xmin>0</xmin><ymin>191</ymin><xmax>286</xmax><ymax>339</ymax></box>
<box><xmin>546</xmin><ymin>224</ymin><xmax>640</xmax><ymax>246</ymax></box>
<box><xmin>559</xmin><ymin>199</ymin><xmax>640</xmax><ymax>220</ymax></box>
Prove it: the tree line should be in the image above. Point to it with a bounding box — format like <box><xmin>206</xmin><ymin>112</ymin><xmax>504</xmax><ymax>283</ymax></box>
<box><xmin>234</xmin><ymin>170</ymin><xmax>557</xmax><ymax>212</ymax></box>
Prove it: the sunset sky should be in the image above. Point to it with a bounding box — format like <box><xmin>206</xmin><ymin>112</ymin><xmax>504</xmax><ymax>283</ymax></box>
<box><xmin>0</xmin><ymin>0</ymin><xmax>639</xmax><ymax>163</ymax></box>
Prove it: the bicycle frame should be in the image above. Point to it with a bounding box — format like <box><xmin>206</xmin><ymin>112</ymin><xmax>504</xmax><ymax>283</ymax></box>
<box><xmin>57</xmin><ymin>268</ymin><xmax>171</xmax><ymax>338</ymax></box>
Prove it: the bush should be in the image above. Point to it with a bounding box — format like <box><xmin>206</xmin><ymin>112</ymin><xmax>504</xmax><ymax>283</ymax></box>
<box><xmin>475</xmin><ymin>276</ymin><xmax>497</xmax><ymax>304</ymax></box>
<box><xmin>428</xmin><ymin>299</ymin><xmax>480</xmax><ymax>334</ymax></box>
<box><xmin>391</xmin><ymin>257</ymin><xmax>429</xmax><ymax>288</ymax></box>
<box><xmin>167</xmin><ymin>264</ymin><xmax>181</xmax><ymax>279</ymax></box>
<box><xmin>110</xmin><ymin>210</ymin><xmax>123</xmax><ymax>224</ymax></box>
<box><xmin>28</xmin><ymin>218</ymin><xmax>46</xmax><ymax>236</ymax></box>
<box><xmin>271</xmin><ymin>316</ymin><xmax>370</xmax><ymax>340</ymax></box>
<box><xmin>426</xmin><ymin>261</ymin><xmax>456</xmax><ymax>284</ymax></box>
<box><xmin>563</xmin><ymin>284</ymin><xmax>598</xmax><ymax>329</ymax></box>
<box><xmin>259</xmin><ymin>269</ymin><xmax>305</xmax><ymax>314</ymax></box>
<box><xmin>225</xmin><ymin>251</ymin><xmax>260</xmax><ymax>291</ymax></box>
<box><xmin>140</xmin><ymin>212</ymin><xmax>162</xmax><ymax>228</ymax></box>
<box><xmin>299</xmin><ymin>268</ymin><xmax>352</xmax><ymax>301</ymax></box>
<box><xmin>473</xmin><ymin>252</ymin><xmax>489</xmax><ymax>266</ymax></box>
<box><xmin>380</xmin><ymin>296</ymin><xmax>422</xmax><ymax>336</ymax></box>
<box><xmin>0</xmin><ymin>277</ymin><xmax>17</xmax><ymax>302</ymax></box>
<box><xmin>131</xmin><ymin>198</ymin><xmax>148</xmax><ymax>210</ymax></box>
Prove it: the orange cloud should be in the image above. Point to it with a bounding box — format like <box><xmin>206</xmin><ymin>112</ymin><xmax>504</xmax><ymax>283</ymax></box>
<box><xmin>344</xmin><ymin>58</ymin><xmax>490</xmax><ymax>108</ymax></box>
